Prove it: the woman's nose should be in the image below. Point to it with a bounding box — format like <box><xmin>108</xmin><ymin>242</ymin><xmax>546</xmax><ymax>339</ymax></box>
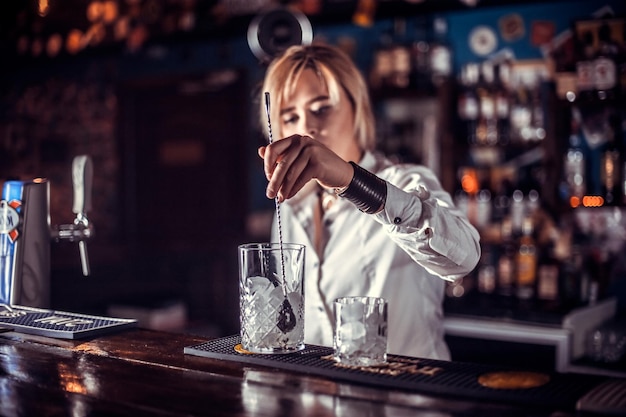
<box><xmin>304</xmin><ymin>117</ymin><xmax>318</xmax><ymax>136</ymax></box>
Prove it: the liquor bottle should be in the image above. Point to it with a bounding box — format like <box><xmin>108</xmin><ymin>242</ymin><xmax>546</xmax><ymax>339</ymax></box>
<box><xmin>600</xmin><ymin>114</ymin><xmax>622</xmax><ymax>205</ymax></box>
<box><xmin>575</xmin><ymin>29</ymin><xmax>595</xmax><ymax>103</ymax></box>
<box><xmin>561</xmin><ymin>243</ymin><xmax>584</xmax><ymax>308</ymax></box>
<box><xmin>475</xmin><ymin>179</ymin><xmax>492</xmax><ymax>230</ymax></box>
<box><xmin>389</xmin><ymin>19</ymin><xmax>411</xmax><ymax>90</ymax></box>
<box><xmin>525</xmin><ymin>188</ymin><xmax>541</xmax><ymax>217</ymax></box>
<box><xmin>515</xmin><ymin>216</ymin><xmax>537</xmax><ymax>300</ymax></box>
<box><xmin>536</xmin><ymin>241</ymin><xmax>561</xmax><ymax>308</ymax></box>
<box><xmin>563</xmin><ymin>118</ymin><xmax>586</xmax><ymax>205</ymax></box>
<box><xmin>601</xmin><ymin>139</ymin><xmax>620</xmax><ymax>205</ymax></box>
<box><xmin>453</xmin><ymin>188</ymin><xmax>469</xmax><ymax>220</ymax></box>
<box><xmin>477</xmin><ymin>245</ymin><xmax>496</xmax><ymax>295</ymax></box>
<box><xmin>492</xmin><ymin>178</ymin><xmax>513</xmax><ymax>224</ymax></box>
<box><xmin>429</xmin><ymin>16</ymin><xmax>452</xmax><ymax>87</ymax></box>
<box><xmin>453</xmin><ymin>167</ymin><xmax>472</xmax><ymax>220</ymax></box>
<box><xmin>494</xmin><ymin>62</ymin><xmax>511</xmax><ymax>146</ymax></box>
<box><xmin>529</xmin><ymin>71</ymin><xmax>546</xmax><ymax>141</ymax></box>
<box><xmin>475</xmin><ymin>62</ymin><xmax>498</xmax><ymax>146</ymax></box>
<box><xmin>390</xmin><ymin>43</ymin><xmax>411</xmax><ymax>89</ymax></box>
<box><xmin>509</xmin><ymin>72</ymin><xmax>532</xmax><ymax>144</ymax></box>
<box><xmin>370</xmin><ymin>31</ymin><xmax>394</xmax><ymax>90</ymax></box>
<box><xmin>497</xmin><ymin>217</ymin><xmax>516</xmax><ymax>298</ymax></box>
<box><xmin>593</xmin><ymin>22</ymin><xmax>619</xmax><ymax>101</ymax></box>
<box><xmin>410</xmin><ymin>16</ymin><xmax>430</xmax><ymax>92</ymax></box>
<box><xmin>457</xmin><ymin>63</ymin><xmax>479</xmax><ymax>145</ymax></box>
<box><xmin>510</xmin><ymin>189</ymin><xmax>525</xmax><ymax>237</ymax></box>
<box><xmin>585</xmin><ymin>247</ymin><xmax>611</xmax><ymax>305</ymax></box>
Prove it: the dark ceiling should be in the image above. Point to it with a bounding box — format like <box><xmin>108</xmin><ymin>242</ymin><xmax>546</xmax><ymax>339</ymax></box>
<box><xmin>0</xmin><ymin>0</ymin><xmax>570</xmax><ymax>64</ymax></box>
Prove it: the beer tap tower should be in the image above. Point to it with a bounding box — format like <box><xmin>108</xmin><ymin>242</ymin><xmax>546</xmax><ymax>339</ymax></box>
<box><xmin>0</xmin><ymin>155</ymin><xmax>93</xmax><ymax>308</ymax></box>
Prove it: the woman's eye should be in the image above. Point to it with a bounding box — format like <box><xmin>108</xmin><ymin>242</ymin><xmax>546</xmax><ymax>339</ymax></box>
<box><xmin>282</xmin><ymin>115</ymin><xmax>298</xmax><ymax>125</ymax></box>
<box><xmin>311</xmin><ymin>105</ymin><xmax>331</xmax><ymax>116</ymax></box>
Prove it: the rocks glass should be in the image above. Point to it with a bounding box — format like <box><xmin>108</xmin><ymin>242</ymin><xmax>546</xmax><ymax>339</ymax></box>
<box><xmin>333</xmin><ymin>296</ymin><xmax>388</xmax><ymax>367</ymax></box>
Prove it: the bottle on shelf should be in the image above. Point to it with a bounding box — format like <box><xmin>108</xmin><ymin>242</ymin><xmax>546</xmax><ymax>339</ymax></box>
<box><xmin>429</xmin><ymin>16</ymin><xmax>452</xmax><ymax>87</ymax></box>
<box><xmin>515</xmin><ymin>216</ymin><xmax>538</xmax><ymax>301</ymax></box>
<box><xmin>477</xmin><ymin>245</ymin><xmax>496</xmax><ymax>295</ymax></box>
<box><xmin>562</xmin><ymin>117</ymin><xmax>586</xmax><ymax>207</ymax></box>
<box><xmin>410</xmin><ymin>16</ymin><xmax>430</xmax><ymax>92</ymax></box>
<box><xmin>600</xmin><ymin>138</ymin><xmax>620</xmax><ymax>206</ymax></box>
<box><xmin>390</xmin><ymin>18</ymin><xmax>412</xmax><ymax>90</ymax></box>
<box><xmin>510</xmin><ymin>189</ymin><xmax>525</xmax><ymax>237</ymax></box>
<box><xmin>623</xmin><ymin>158</ymin><xmax>626</xmax><ymax>206</ymax></box>
<box><xmin>600</xmin><ymin>113</ymin><xmax>622</xmax><ymax>205</ymax></box>
<box><xmin>475</xmin><ymin>178</ymin><xmax>492</xmax><ymax>230</ymax></box>
<box><xmin>370</xmin><ymin>19</ymin><xmax>411</xmax><ymax>91</ymax></box>
<box><xmin>525</xmin><ymin>188</ymin><xmax>541</xmax><ymax>217</ymax></box>
<box><xmin>390</xmin><ymin>42</ymin><xmax>412</xmax><ymax>90</ymax></box>
<box><xmin>497</xmin><ymin>217</ymin><xmax>517</xmax><ymax>298</ymax></box>
<box><xmin>585</xmin><ymin>247</ymin><xmax>612</xmax><ymax>305</ymax></box>
<box><xmin>457</xmin><ymin>63</ymin><xmax>479</xmax><ymax>146</ymax></box>
<box><xmin>492</xmin><ymin>177</ymin><xmax>513</xmax><ymax>224</ymax></box>
<box><xmin>510</xmin><ymin>71</ymin><xmax>533</xmax><ymax>143</ymax></box>
<box><xmin>536</xmin><ymin>240</ymin><xmax>561</xmax><ymax>308</ymax></box>
<box><xmin>561</xmin><ymin>242</ymin><xmax>585</xmax><ymax>308</ymax></box>
<box><xmin>494</xmin><ymin>62</ymin><xmax>511</xmax><ymax>146</ymax></box>
<box><xmin>575</xmin><ymin>29</ymin><xmax>596</xmax><ymax>103</ymax></box>
<box><xmin>529</xmin><ymin>71</ymin><xmax>546</xmax><ymax>141</ymax></box>
<box><xmin>509</xmin><ymin>69</ymin><xmax>545</xmax><ymax>142</ymax></box>
<box><xmin>475</xmin><ymin>62</ymin><xmax>498</xmax><ymax>146</ymax></box>
<box><xmin>453</xmin><ymin>187</ymin><xmax>470</xmax><ymax>220</ymax></box>
<box><xmin>369</xmin><ymin>30</ymin><xmax>394</xmax><ymax>90</ymax></box>
<box><xmin>408</xmin><ymin>15</ymin><xmax>453</xmax><ymax>92</ymax></box>
<box><xmin>593</xmin><ymin>21</ymin><xmax>619</xmax><ymax>102</ymax></box>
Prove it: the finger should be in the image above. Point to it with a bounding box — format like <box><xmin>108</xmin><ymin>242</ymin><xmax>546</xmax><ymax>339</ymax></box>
<box><xmin>268</xmin><ymin>155</ymin><xmax>299</xmax><ymax>200</ymax></box>
<box><xmin>264</xmin><ymin>135</ymin><xmax>304</xmax><ymax>190</ymax></box>
<box><xmin>267</xmin><ymin>140</ymin><xmax>312</xmax><ymax>201</ymax></box>
<box><xmin>284</xmin><ymin>166</ymin><xmax>316</xmax><ymax>201</ymax></box>
<box><xmin>258</xmin><ymin>146</ymin><xmax>273</xmax><ymax>181</ymax></box>
<box><xmin>268</xmin><ymin>136</ymin><xmax>319</xmax><ymax>200</ymax></box>
<box><xmin>262</xmin><ymin>146</ymin><xmax>280</xmax><ymax>181</ymax></box>
<box><xmin>262</xmin><ymin>135</ymin><xmax>299</xmax><ymax>181</ymax></box>
<box><xmin>276</xmin><ymin>152</ymin><xmax>312</xmax><ymax>201</ymax></box>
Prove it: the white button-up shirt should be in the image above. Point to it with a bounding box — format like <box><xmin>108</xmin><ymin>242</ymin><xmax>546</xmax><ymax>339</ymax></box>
<box><xmin>272</xmin><ymin>151</ymin><xmax>481</xmax><ymax>360</ymax></box>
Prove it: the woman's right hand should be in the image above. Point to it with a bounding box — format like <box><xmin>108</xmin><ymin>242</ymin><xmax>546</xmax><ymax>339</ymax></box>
<box><xmin>258</xmin><ymin>134</ymin><xmax>354</xmax><ymax>202</ymax></box>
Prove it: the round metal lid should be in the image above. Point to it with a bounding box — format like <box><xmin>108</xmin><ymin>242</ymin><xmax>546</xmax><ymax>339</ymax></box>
<box><xmin>247</xmin><ymin>7</ymin><xmax>313</xmax><ymax>63</ymax></box>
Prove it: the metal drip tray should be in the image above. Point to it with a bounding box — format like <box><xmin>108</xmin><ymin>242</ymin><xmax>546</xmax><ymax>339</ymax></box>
<box><xmin>185</xmin><ymin>335</ymin><xmax>608</xmax><ymax>410</ymax></box>
<box><xmin>0</xmin><ymin>305</ymin><xmax>136</xmax><ymax>339</ymax></box>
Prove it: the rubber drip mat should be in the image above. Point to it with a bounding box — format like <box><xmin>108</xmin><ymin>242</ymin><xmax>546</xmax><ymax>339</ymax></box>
<box><xmin>577</xmin><ymin>378</ymin><xmax>626</xmax><ymax>416</ymax></box>
<box><xmin>0</xmin><ymin>305</ymin><xmax>137</xmax><ymax>339</ymax></box>
<box><xmin>184</xmin><ymin>335</ymin><xmax>608</xmax><ymax>410</ymax></box>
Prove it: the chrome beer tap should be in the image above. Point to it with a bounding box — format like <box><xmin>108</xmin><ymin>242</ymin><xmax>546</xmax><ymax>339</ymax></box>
<box><xmin>51</xmin><ymin>155</ymin><xmax>94</xmax><ymax>276</ymax></box>
<box><xmin>1</xmin><ymin>155</ymin><xmax>94</xmax><ymax>308</ymax></box>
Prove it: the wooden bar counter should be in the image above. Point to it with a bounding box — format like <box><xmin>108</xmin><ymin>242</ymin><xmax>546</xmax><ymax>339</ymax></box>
<box><xmin>0</xmin><ymin>326</ymin><xmax>623</xmax><ymax>416</ymax></box>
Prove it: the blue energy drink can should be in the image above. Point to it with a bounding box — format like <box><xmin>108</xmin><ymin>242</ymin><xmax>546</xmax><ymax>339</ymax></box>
<box><xmin>0</xmin><ymin>179</ymin><xmax>51</xmax><ymax>307</ymax></box>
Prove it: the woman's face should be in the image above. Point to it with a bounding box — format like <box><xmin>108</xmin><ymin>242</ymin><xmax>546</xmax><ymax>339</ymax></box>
<box><xmin>279</xmin><ymin>68</ymin><xmax>361</xmax><ymax>162</ymax></box>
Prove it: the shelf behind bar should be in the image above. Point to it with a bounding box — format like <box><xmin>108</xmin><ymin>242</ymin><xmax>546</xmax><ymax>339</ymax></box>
<box><xmin>444</xmin><ymin>297</ymin><xmax>620</xmax><ymax>376</ymax></box>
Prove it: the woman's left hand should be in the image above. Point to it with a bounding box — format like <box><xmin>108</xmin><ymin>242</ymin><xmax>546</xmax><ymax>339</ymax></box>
<box><xmin>258</xmin><ymin>134</ymin><xmax>354</xmax><ymax>202</ymax></box>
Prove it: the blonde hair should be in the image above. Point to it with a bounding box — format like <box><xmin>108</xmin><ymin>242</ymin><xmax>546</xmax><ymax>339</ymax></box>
<box><xmin>260</xmin><ymin>43</ymin><xmax>376</xmax><ymax>151</ymax></box>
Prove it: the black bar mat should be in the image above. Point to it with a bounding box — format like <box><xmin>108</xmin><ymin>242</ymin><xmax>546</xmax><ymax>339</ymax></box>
<box><xmin>185</xmin><ymin>335</ymin><xmax>607</xmax><ymax>410</ymax></box>
<box><xmin>0</xmin><ymin>305</ymin><xmax>137</xmax><ymax>339</ymax></box>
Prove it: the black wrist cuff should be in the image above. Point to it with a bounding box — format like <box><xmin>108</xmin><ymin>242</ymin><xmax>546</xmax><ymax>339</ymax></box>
<box><xmin>338</xmin><ymin>161</ymin><xmax>387</xmax><ymax>214</ymax></box>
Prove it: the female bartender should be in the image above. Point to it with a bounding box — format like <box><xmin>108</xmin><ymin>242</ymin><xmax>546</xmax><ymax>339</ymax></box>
<box><xmin>258</xmin><ymin>43</ymin><xmax>480</xmax><ymax>360</ymax></box>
